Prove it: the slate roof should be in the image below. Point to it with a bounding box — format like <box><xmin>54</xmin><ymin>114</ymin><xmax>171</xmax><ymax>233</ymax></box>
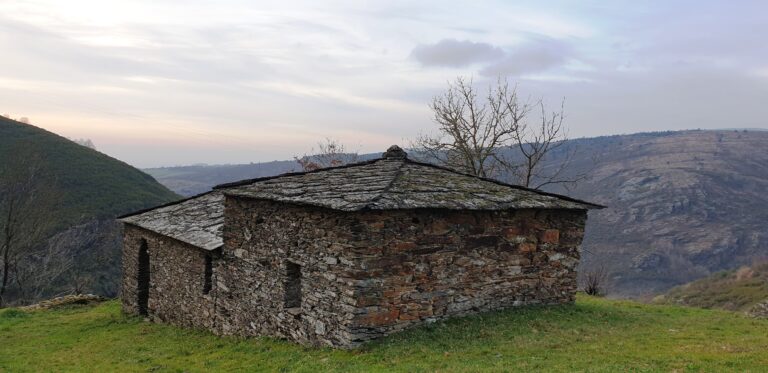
<box><xmin>216</xmin><ymin>146</ymin><xmax>602</xmax><ymax>211</ymax></box>
<box><xmin>119</xmin><ymin>191</ymin><xmax>224</xmax><ymax>251</ymax></box>
<box><xmin>119</xmin><ymin>145</ymin><xmax>601</xmax><ymax>250</ymax></box>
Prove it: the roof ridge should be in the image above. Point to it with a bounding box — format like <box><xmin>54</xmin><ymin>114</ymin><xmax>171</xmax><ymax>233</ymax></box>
<box><xmin>117</xmin><ymin>190</ymin><xmax>219</xmax><ymax>220</ymax></box>
<box><xmin>362</xmin><ymin>158</ymin><xmax>408</xmax><ymax>209</ymax></box>
<box><xmin>213</xmin><ymin>157</ymin><xmax>383</xmax><ymax>190</ymax></box>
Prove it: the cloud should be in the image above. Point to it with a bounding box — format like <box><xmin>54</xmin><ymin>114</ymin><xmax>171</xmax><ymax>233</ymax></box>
<box><xmin>479</xmin><ymin>37</ymin><xmax>572</xmax><ymax>77</ymax></box>
<box><xmin>410</xmin><ymin>39</ymin><xmax>504</xmax><ymax>67</ymax></box>
<box><xmin>410</xmin><ymin>36</ymin><xmax>574</xmax><ymax>77</ymax></box>
<box><xmin>3</xmin><ymin>1</ymin><xmax>768</xmax><ymax>168</ymax></box>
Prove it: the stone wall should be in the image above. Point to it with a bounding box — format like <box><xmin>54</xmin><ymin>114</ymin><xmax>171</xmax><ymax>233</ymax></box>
<box><xmin>121</xmin><ymin>225</ymin><xmax>216</xmax><ymax>330</ymax></box>
<box><xmin>123</xmin><ymin>197</ymin><xmax>587</xmax><ymax>348</ymax></box>
<box><xmin>218</xmin><ymin>196</ymin><xmax>586</xmax><ymax>347</ymax></box>
<box><xmin>344</xmin><ymin>208</ymin><xmax>586</xmax><ymax>344</ymax></box>
<box><xmin>215</xmin><ymin>197</ymin><xmax>362</xmax><ymax>346</ymax></box>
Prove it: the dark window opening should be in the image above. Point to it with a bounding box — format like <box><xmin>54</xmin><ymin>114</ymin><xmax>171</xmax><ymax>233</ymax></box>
<box><xmin>137</xmin><ymin>239</ymin><xmax>150</xmax><ymax>316</ymax></box>
<box><xmin>284</xmin><ymin>261</ymin><xmax>302</xmax><ymax>309</ymax></box>
<box><xmin>203</xmin><ymin>253</ymin><xmax>213</xmax><ymax>294</ymax></box>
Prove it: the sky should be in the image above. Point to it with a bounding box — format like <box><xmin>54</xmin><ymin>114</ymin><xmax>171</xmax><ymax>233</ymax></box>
<box><xmin>2</xmin><ymin>0</ymin><xmax>767</xmax><ymax>167</ymax></box>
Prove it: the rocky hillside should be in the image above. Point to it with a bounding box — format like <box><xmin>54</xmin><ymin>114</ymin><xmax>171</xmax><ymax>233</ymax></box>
<box><xmin>144</xmin><ymin>130</ymin><xmax>768</xmax><ymax>297</ymax></box>
<box><xmin>0</xmin><ymin>117</ymin><xmax>179</xmax><ymax>304</ymax></box>
<box><xmin>563</xmin><ymin>130</ymin><xmax>768</xmax><ymax>297</ymax></box>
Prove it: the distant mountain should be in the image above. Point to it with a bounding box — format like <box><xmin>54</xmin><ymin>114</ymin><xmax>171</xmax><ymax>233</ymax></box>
<box><xmin>653</xmin><ymin>261</ymin><xmax>768</xmax><ymax>312</ymax></box>
<box><xmin>144</xmin><ymin>155</ymin><xmax>378</xmax><ymax>197</ymax></box>
<box><xmin>145</xmin><ymin>129</ymin><xmax>768</xmax><ymax>298</ymax></box>
<box><xmin>144</xmin><ymin>161</ymin><xmax>299</xmax><ymax>197</ymax></box>
<box><xmin>0</xmin><ymin>117</ymin><xmax>179</xmax><ymax>304</ymax></box>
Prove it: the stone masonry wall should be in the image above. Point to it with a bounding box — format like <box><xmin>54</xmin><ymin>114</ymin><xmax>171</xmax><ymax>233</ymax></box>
<box><xmin>123</xmin><ymin>198</ymin><xmax>586</xmax><ymax>348</ymax></box>
<box><xmin>121</xmin><ymin>224</ymin><xmax>216</xmax><ymax>330</ymax></box>
<box><xmin>343</xmin><ymin>208</ymin><xmax>586</xmax><ymax>345</ymax></box>
<box><xmin>120</xmin><ymin>225</ymin><xmax>141</xmax><ymax>315</ymax></box>
<box><xmin>218</xmin><ymin>196</ymin><xmax>586</xmax><ymax>347</ymax></box>
<box><xmin>216</xmin><ymin>197</ymin><xmax>363</xmax><ymax>346</ymax></box>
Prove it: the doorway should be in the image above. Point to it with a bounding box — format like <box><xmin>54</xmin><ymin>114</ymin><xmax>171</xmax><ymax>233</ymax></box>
<box><xmin>137</xmin><ymin>239</ymin><xmax>150</xmax><ymax>316</ymax></box>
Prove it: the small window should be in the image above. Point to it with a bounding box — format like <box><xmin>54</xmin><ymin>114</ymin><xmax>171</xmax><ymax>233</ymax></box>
<box><xmin>203</xmin><ymin>253</ymin><xmax>213</xmax><ymax>294</ymax></box>
<box><xmin>284</xmin><ymin>261</ymin><xmax>302</xmax><ymax>309</ymax></box>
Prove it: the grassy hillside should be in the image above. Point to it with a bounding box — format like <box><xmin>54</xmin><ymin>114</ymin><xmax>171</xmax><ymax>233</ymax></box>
<box><xmin>1</xmin><ymin>296</ymin><xmax>767</xmax><ymax>372</ymax></box>
<box><xmin>655</xmin><ymin>262</ymin><xmax>768</xmax><ymax>312</ymax></box>
<box><xmin>0</xmin><ymin>117</ymin><xmax>180</xmax><ymax>303</ymax></box>
<box><xmin>0</xmin><ymin>117</ymin><xmax>179</xmax><ymax>232</ymax></box>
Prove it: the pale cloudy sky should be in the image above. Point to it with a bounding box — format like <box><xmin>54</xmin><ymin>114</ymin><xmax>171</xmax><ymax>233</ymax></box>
<box><xmin>2</xmin><ymin>0</ymin><xmax>767</xmax><ymax>167</ymax></box>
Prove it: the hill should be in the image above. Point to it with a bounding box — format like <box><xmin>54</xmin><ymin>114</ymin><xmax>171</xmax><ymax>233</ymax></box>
<box><xmin>0</xmin><ymin>117</ymin><xmax>179</xmax><ymax>304</ymax></box>
<box><xmin>1</xmin><ymin>295</ymin><xmax>767</xmax><ymax>372</ymax></box>
<box><xmin>0</xmin><ymin>117</ymin><xmax>179</xmax><ymax>229</ymax></box>
<box><xmin>143</xmin><ymin>130</ymin><xmax>768</xmax><ymax>297</ymax></box>
<box><xmin>654</xmin><ymin>261</ymin><xmax>768</xmax><ymax>312</ymax></box>
<box><xmin>558</xmin><ymin>130</ymin><xmax>768</xmax><ymax>297</ymax></box>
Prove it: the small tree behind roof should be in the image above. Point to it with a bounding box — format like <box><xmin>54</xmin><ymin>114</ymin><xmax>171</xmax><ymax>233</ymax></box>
<box><xmin>294</xmin><ymin>138</ymin><xmax>359</xmax><ymax>172</ymax></box>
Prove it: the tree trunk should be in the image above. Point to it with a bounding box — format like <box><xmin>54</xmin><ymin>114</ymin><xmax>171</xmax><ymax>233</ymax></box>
<box><xmin>0</xmin><ymin>242</ymin><xmax>10</xmax><ymax>308</ymax></box>
<box><xmin>0</xmin><ymin>202</ymin><xmax>14</xmax><ymax>308</ymax></box>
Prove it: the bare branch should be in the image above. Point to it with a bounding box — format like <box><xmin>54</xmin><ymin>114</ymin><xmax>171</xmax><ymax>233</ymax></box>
<box><xmin>413</xmin><ymin>76</ymin><xmax>593</xmax><ymax>189</ymax></box>
<box><xmin>582</xmin><ymin>264</ymin><xmax>608</xmax><ymax>296</ymax></box>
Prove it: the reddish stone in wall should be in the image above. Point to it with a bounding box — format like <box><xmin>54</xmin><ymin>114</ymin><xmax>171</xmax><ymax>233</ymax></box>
<box><xmin>357</xmin><ymin>307</ymin><xmax>401</xmax><ymax>326</ymax></box>
<box><xmin>540</xmin><ymin>229</ymin><xmax>560</xmax><ymax>244</ymax></box>
<box><xmin>518</xmin><ymin>242</ymin><xmax>537</xmax><ymax>253</ymax></box>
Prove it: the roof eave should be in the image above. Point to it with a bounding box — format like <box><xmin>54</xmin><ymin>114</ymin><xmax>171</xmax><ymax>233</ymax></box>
<box><xmin>122</xmin><ymin>221</ymin><xmax>223</xmax><ymax>252</ymax></box>
<box><xmin>116</xmin><ymin>190</ymin><xmax>217</xmax><ymax>220</ymax></box>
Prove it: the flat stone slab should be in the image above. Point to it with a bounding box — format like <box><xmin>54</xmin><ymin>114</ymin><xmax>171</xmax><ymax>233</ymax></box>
<box><xmin>121</xmin><ymin>191</ymin><xmax>224</xmax><ymax>250</ymax></box>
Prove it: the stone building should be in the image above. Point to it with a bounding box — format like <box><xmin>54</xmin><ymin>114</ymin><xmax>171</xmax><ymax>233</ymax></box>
<box><xmin>119</xmin><ymin>146</ymin><xmax>602</xmax><ymax>347</ymax></box>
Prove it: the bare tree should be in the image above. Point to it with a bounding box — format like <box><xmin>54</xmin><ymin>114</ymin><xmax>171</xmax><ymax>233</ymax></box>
<box><xmin>294</xmin><ymin>138</ymin><xmax>359</xmax><ymax>172</ymax></box>
<box><xmin>14</xmin><ymin>236</ymin><xmax>76</xmax><ymax>302</ymax></box>
<box><xmin>0</xmin><ymin>146</ymin><xmax>55</xmax><ymax>307</ymax></box>
<box><xmin>71</xmin><ymin>138</ymin><xmax>96</xmax><ymax>150</ymax></box>
<box><xmin>414</xmin><ymin>77</ymin><xmax>589</xmax><ymax>189</ymax></box>
<box><xmin>582</xmin><ymin>264</ymin><xmax>608</xmax><ymax>296</ymax></box>
<box><xmin>68</xmin><ymin>264</ymin><xmax>93</xmax><ymax>296</ymax></box>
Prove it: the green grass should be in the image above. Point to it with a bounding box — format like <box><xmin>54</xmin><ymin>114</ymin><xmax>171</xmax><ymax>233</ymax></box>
<box><xmin>2</xmin><ymin>295</ymin><xmax>768</xmax><ymax>372</ymax></box>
